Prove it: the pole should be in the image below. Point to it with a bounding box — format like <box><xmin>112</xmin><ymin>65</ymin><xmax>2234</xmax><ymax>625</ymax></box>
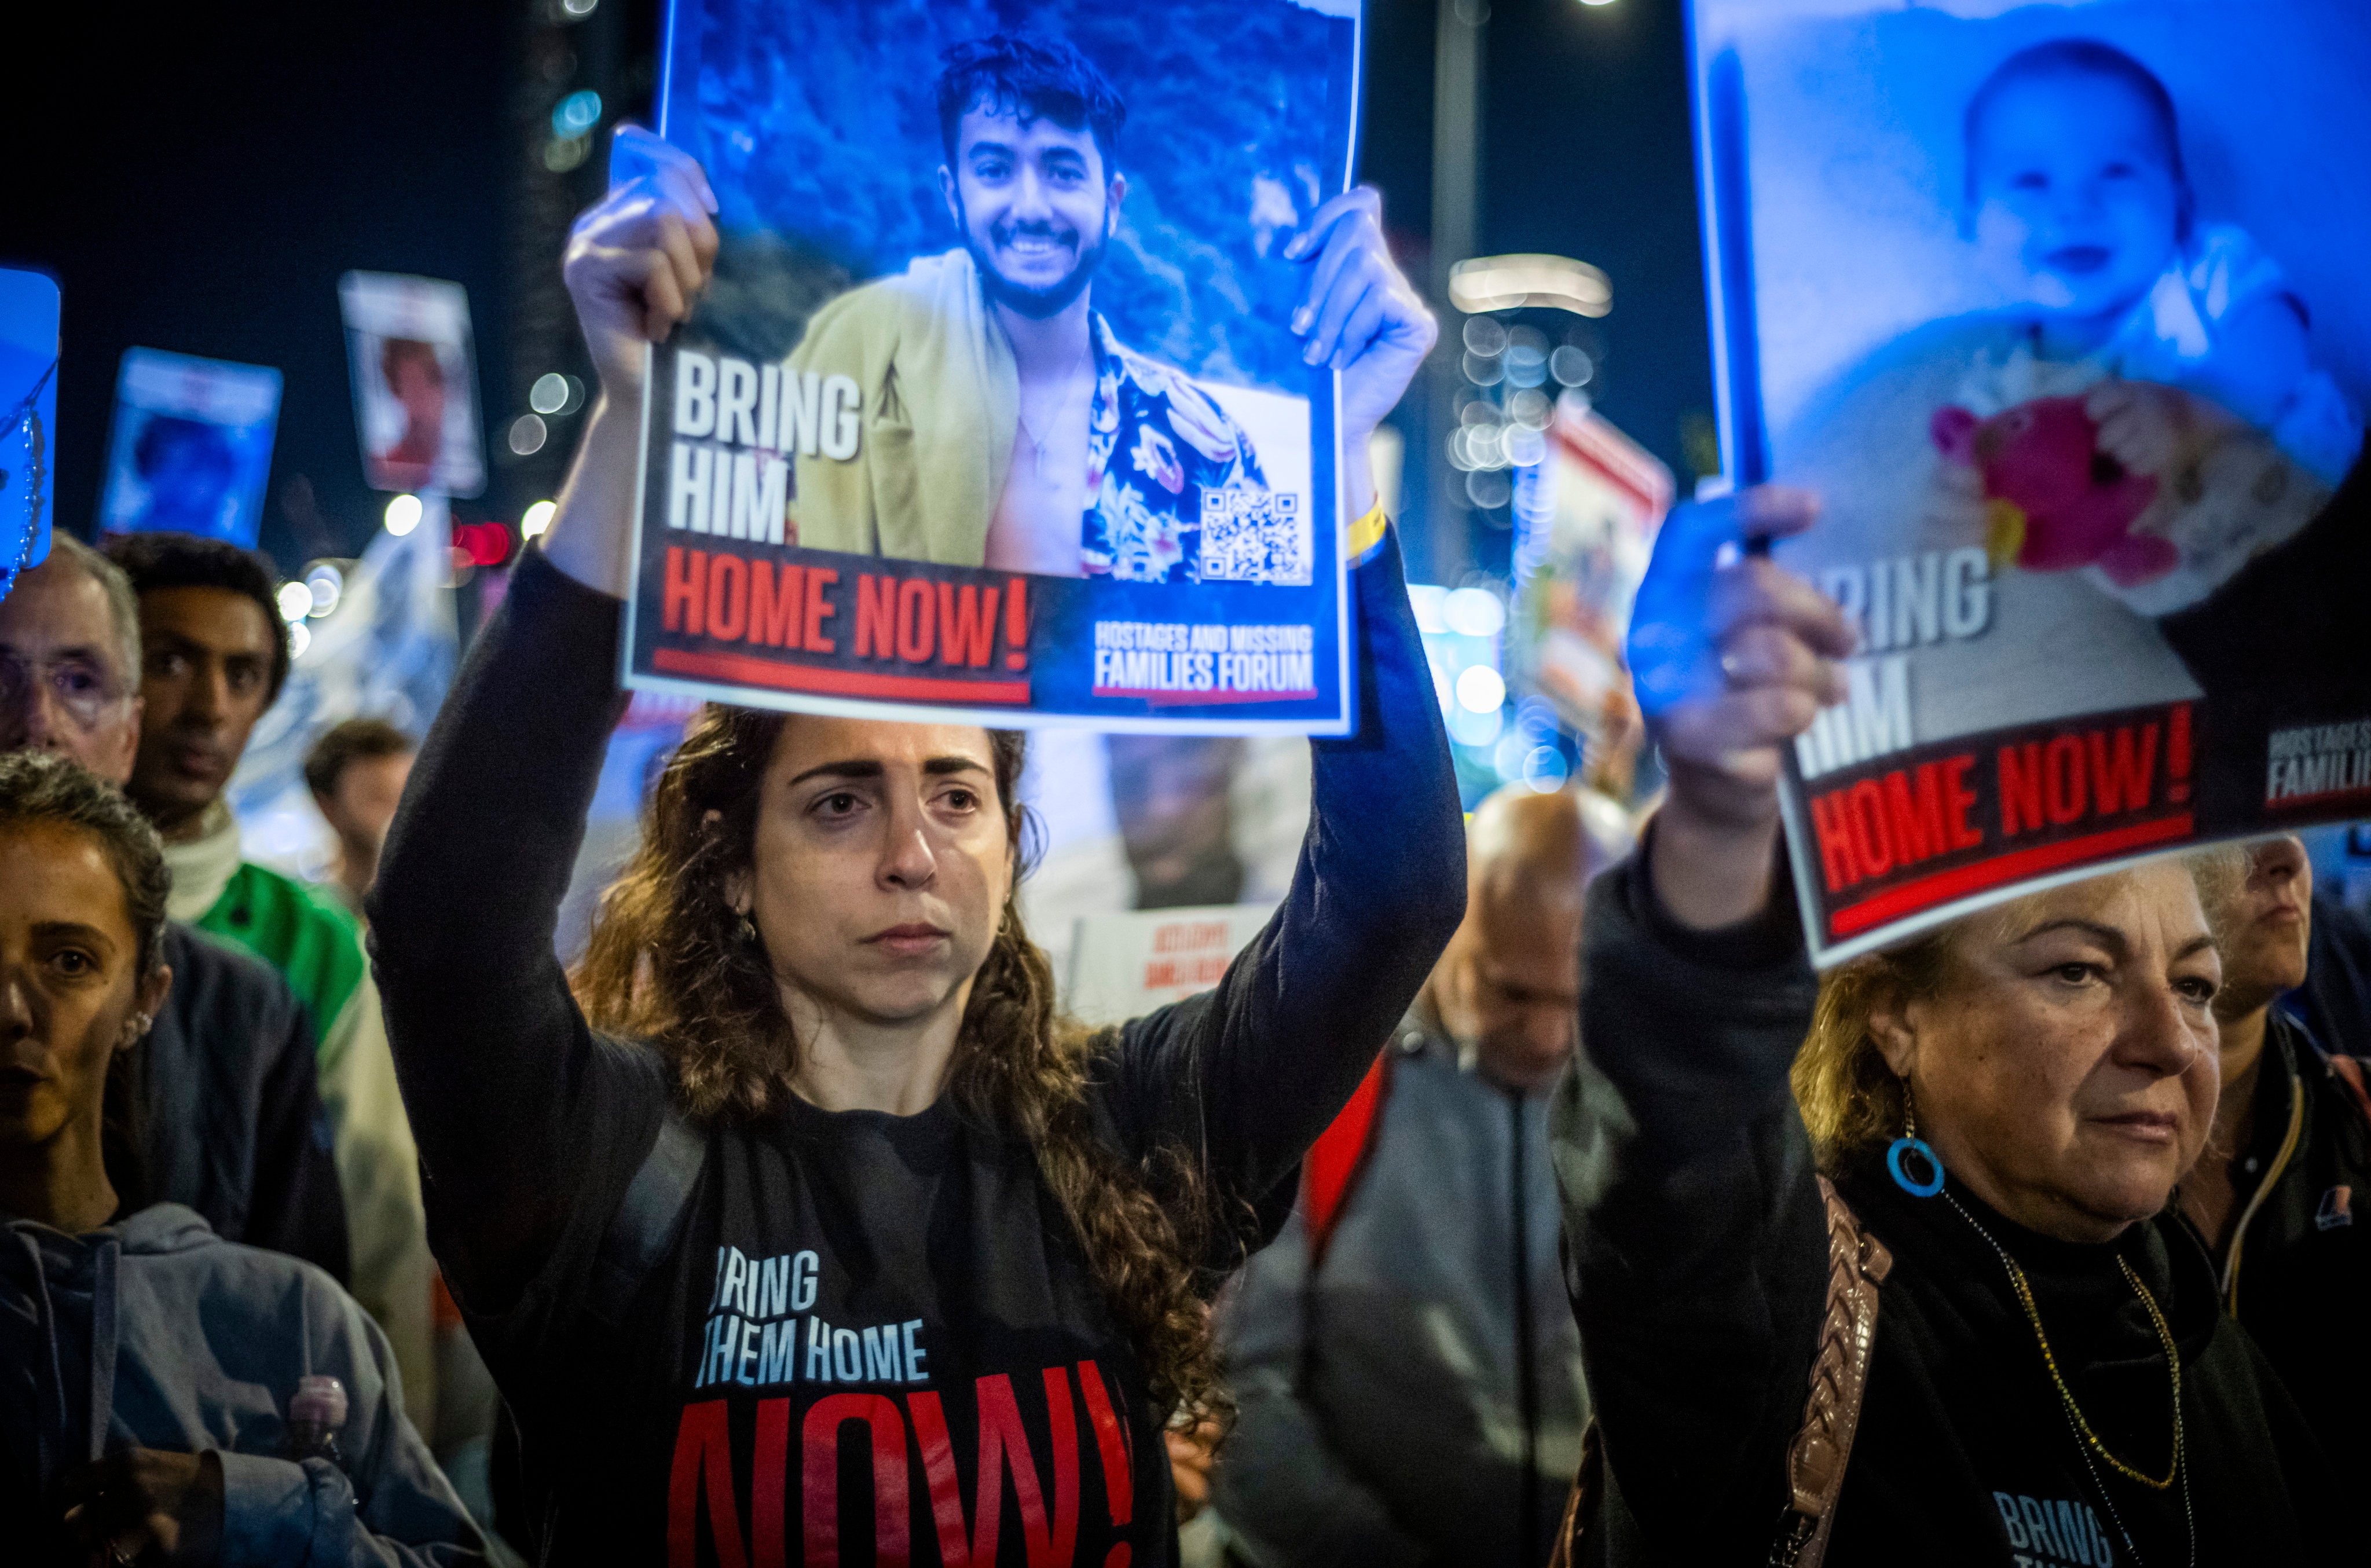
<box><xmin>1430</xmin><ymin>0</ymin><xmax>1487</xmax><ymax>581</ymax></box>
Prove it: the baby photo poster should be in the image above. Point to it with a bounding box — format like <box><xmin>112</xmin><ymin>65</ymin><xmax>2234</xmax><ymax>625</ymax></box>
<box><xmin>625</xmin><ymin>0</ymin><xmax>1364</xmax><ymax>733</ymax></box>
<box><xmin>1687</xmin><ymin>0</ymin><xmax>2371</xmax><ymax>962</ymax></box>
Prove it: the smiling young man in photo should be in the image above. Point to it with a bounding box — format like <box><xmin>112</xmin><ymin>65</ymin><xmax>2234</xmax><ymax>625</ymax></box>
<box><xmin>782</xmin><ymin>34</ymin><xmax>1294</xmax><ymax>583</ymax></box>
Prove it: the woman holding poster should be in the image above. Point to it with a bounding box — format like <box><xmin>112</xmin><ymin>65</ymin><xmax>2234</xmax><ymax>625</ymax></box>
<box><xmin>368</xmin><ymin>122</ymin><xmax>1458</xmax><ymax>1566</ymax></box>
<box><xmin>1548</xmin><ymin>488</ymin><xmax>2340</xmax><ymax>1565</ymax></box>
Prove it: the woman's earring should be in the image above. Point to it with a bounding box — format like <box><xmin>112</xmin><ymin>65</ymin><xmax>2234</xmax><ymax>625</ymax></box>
<box><xmin>1886</xmin><ymin>1090</ymin><xmax>1947</xmax><ymax>1199</ymax></box>
<box><xmin>736</xmin><ymin>913</ymin><xmax>758</xmax><ymax>945</ymax></box>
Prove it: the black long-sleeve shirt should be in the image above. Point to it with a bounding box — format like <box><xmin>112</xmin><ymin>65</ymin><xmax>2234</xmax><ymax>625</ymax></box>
<box><xmin>368</xmin><ymin>540</ymin><xmax>1463</xmax><ymax>1565</ymax></box>
<box><xmin>1551</xmin><ymin>847</ymin><xmax>2341</xmax><ymax>1566</ymax></box>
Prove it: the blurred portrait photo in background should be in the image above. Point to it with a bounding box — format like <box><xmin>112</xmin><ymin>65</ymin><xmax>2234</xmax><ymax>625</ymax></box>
<box><xmin>97</xmin><ymin>348</ymin><xmax>282</xmax><ymax>548</ymax></box>
<box><xmin>339</xmin><ymin>270</ymin><xmax>487</xmax><ymax>499</ymax></box>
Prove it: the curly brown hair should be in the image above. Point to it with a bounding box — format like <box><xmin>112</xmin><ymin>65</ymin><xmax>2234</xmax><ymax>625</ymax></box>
<box><xmin>571</xmin><ymin>704</ymin><xmax>1222</xmax><ymax>1423</ymax></box>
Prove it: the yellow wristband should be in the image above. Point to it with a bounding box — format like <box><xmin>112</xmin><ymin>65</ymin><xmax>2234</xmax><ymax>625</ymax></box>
<box><xmin>1347</xmin><ymin>500</ymin><xmax>1389</xmax><ymax>567</ymax></box>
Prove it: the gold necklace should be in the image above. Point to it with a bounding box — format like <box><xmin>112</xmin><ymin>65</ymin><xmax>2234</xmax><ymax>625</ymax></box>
<box><xmin>1949</xmin><ymin>1194</ymin><xmax>2183</xmax><ymax>1490</ymax></box>
<box><xmin>1016</xmin><ymin>336</ymin><xmax>1093</xmax><ymax>488</ymax></box>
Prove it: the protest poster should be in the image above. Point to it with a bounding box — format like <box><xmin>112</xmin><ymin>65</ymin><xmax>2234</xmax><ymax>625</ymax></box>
<box><xmin>1686</xmin><ymin>0</ymin><xmax>2371</xmax><ymax>963</ymax></box>
<box><xmin>1062</xmin><ymin>901</ymin><xmax>1278</xmax><ymax>1026</ymax></box>
<box><xmin>1509</xmin><ymin>401</ymin><xmax>1672</xmax><ymax>754</ymax></box>
<box><xmin>338</xmin><ymin>272</ymin><xmax>486</xmax><ymax>498</ymax></box>
<box><xmin>625</xmin><ymin>0</ymin><xmax>1364</xmax><ymax>732</ymax></box>
<box><xmin>99</xmin><ymin>348</ymin><xmax>283</xmax><ymax>548</ymax></box>
<box><xmin>0</xmin><ymin>269</ymin><xmax>60</xmax><ymax>595</ymax></box>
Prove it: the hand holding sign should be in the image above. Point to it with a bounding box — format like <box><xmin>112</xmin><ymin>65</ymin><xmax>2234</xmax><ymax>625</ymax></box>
<box><xmin>1630</xmin><ymin>486</ymin><xmax>1853</xmax><ymax>928</ymax></box>
<box><xmin>545</xmin><ymin>127</ymin><xmax>721</xmax><ymax>596</ymax></box>
<box><xmin>1287</xmin><ymin>186</ymin><xmax>1435</xmax><ymax>514</ymax></box>
<box><xmin>565</xmin><ymin>126</ymin><xmax>720</xmax><ymax>404</ymax></box>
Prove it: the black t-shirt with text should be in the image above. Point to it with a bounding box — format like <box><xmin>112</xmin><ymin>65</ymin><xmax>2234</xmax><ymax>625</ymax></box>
<box><xmin>371</xmin><ymin>545</ymin><xmax>1464</xmax><ymax>1566</ymax></box>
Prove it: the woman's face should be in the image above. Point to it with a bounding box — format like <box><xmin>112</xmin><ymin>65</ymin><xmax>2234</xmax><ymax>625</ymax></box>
<box><xmin>741</xmin><ymin>716</ymin><xmax>1013</xmax><ymax>1035</ymax></box>
<box><xmin>1876</xmin><ymin>861</ymin><xmax>2220</xmax><ymax>1242</ymax></box>
<box><xmin>0</xmin><ymin>822</ymin><xmax>164</xmax><ymax>1155</ymax></box>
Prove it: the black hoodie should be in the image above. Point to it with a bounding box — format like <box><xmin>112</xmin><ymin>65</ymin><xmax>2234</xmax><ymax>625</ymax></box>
<box><xmin>1549</xmin><ymin>847</ymin><xmax>2342</xmax><ymax>1566</ymax></box>
<box><xmin>368</xmin><ymin>541</ymin><xmax>1465</xmax><ymax>1566</ymax></box>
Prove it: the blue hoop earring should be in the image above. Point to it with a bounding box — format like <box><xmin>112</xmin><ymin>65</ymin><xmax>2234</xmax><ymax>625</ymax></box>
<box><xmin>1886</xmin><ymin>1094</ymin><xmax>1945</xmax><ymax>1199</ymax></box>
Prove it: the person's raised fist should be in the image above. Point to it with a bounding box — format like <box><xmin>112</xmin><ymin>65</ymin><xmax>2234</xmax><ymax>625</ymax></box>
<box><xmin>562</xmin><ymin>124</ymin><xmax>721</xmax><ymax>403</ymax></box>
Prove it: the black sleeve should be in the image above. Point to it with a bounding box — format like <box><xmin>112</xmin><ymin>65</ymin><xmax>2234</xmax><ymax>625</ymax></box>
<box><xmin>241</xmin><ymin>1000</ymin><xmax>354</xmax><ymax>1285</ymax></box>
<box><xmin>1546</xmin><ymin>836</ymin><xmax>1828</xmax><ymax>1560</ymax></box>
<box><xmin>1097</xmin><ymin>526</ymin><xmax>1467</xmax><ymax>1261</ymax></box>
<box><xmin>368</xmin><ymin>549</ymin><xmax>664</xmax><ymax>1320</ymax></box>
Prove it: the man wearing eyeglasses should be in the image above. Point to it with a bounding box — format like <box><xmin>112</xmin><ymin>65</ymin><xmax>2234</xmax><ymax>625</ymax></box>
<box><xmin>0</xmin><ymin>534</ymin><xmax>350</xmax><ymax>1281</ymax></box>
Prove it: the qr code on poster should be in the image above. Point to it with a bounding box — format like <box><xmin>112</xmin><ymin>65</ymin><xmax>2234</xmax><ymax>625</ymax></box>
<box><xmin>1198</xmin><ymin>486</ymin><xmax>1310</xmax><ymax>585</ymax></box>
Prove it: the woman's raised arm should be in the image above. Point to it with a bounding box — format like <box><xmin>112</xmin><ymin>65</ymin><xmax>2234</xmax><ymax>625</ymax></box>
<box><xmin>1093</xmin><ymin>192</ymin><xmax>1461</xmax><ymax>1236</ymax></box>
<box><xmin>1548</xmin><ymin>487</ymin><xmax>1856</xmax><ymax>1555</ymax></box>
<box><xmin>1103</xmin><ymin>521</ymin><xmax>1467</xmax><ymax>1237</ymax></box>
<box><xmin>367</xmin><ymin>131</ymin><xmax>719</xmax><ymax>1313</ymax></box>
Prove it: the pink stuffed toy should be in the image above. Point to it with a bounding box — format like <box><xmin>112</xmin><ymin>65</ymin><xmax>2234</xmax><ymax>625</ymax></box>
<box><xmin>1930</xmin><ymin>395</ymin><xmax>2173</xmax><ymax>586</ymax></box>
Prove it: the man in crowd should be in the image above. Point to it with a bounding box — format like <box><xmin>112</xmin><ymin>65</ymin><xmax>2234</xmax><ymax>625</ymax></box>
<box><xmin>1212</xmin><ymin>784</ymin><xmax>1627</xmax><ymax>1567</ymax></box>
<box><xmin>2181</xmin><ymin>833</ymin><xmax>2371</xmax><ymax>1477</ymax></box>
<box><xmin>306</xmin><ymin>716</ymin><xmax>415</xmax><ymax>919</ymax></box>
<box><xmin>103</xmin><ymin>530</ymin><xmax>437</xmax><ymax>1433</ymax></box>
<box><xmin>785</xmin><ymin>33</ymin><xmax>1284</xmax><ymax>583</ymax></box>
<box><xmin>0</xmin><ymin>534</ymin><xmax>349</xmax><ymax>1277</ymax></box>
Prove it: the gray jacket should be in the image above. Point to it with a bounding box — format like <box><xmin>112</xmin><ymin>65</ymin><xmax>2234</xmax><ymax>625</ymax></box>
<box><xmin>1214</xmin><ymin>1021</ymin><xmax>1589</xmax><ymax>1568</ymax></box>
<box><xmin>1</xmin><ymin>1203</ymin><xmax>484</xmax><ymax>1566</ymax></box>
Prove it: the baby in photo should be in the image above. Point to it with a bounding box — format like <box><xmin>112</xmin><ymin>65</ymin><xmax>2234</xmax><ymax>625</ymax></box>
<box><xmin>1962</xmin><ymin>38</ymin><xmax>2358</xmax><ymax>480</ymax></box>
<box><xmin>1940</xmin><ymin>38</ymin><xmax>2358</xmax><ymax>613</ymax></box>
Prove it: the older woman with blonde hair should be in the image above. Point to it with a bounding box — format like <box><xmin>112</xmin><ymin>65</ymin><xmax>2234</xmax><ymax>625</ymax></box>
<box><xmin>1547</xmin><ymin>489</ymin><xmax>2338</xmax><ymax>1567</ymax></box>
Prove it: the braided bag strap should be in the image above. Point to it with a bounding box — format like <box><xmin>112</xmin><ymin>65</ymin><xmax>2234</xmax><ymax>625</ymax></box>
<box><xmin>1771</xmin><ymin>1176</ymin><xmax>1893</xmax><ymax>1567</ymax></box>
<box><xmin>1550</xmin><ymin>1178</ymin><xmax>1891</xmax><ymax>1567</ymax></box>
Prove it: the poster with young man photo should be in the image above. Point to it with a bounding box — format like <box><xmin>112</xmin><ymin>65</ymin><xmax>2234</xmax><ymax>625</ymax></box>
<box><xmin>626</xmin><ymin>0</ymin><xmax>1379</xmax><ymax>731</ymax></box>
<box><xmin>1685</xmin><ymin>0</ymin><xmax>2371</xmax><ymax>963</ymax></box>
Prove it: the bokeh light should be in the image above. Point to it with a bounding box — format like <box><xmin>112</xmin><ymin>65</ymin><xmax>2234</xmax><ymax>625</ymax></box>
<box><xmin>552</xmin><ymin>90</ymin><xmax>603</xmax><ymax>138</ymax></box>
<box><xmin>1444</xmin><ymin>586</ymin><xmax>1506</xmax><ymax>638</ymax></box>
<box><xmin>304</xmin><ymin>563</ymin><xmax>343</xmax><ymax>617</ymax></box>
<box><xmin>1455</xmin><ymin>664</ymin><xmax>1507</xmax><ymax>713</ymax></box>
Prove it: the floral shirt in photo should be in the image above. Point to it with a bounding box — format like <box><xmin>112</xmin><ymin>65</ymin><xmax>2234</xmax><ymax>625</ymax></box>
<box><xmin>1079</xmin><ymin>314</ymin><xmax>1307</xmax><ymax>585</ymax></box>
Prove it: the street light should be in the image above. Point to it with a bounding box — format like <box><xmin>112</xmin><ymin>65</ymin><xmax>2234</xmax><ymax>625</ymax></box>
<box><xmin>1450</xmin><ymin>255</ymin><xmax>1612</xmax><ymax>317</ymax></box>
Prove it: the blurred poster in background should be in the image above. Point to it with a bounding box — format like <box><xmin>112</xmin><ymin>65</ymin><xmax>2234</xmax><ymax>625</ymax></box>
<box><xmin>0</xmin><ymin>269</ymin><xmax>60</xmax><ymax>592</ymax></box>
<box><xmin>1064</xmin><ymin>902</ymin><xmax>1280</xmax><ymax>1027</ymax></box>
<box><xmin>98</xmin><ymin>348</ymin><xmax>280</xmax><ymax>548</ymax></box>
<box><xmin>339</xmin><ymin>272</ymin><xmax>486</xmax><ymax>498</ymax></box>
<box><xmin>229</xmin><ymin>499</ymin><xmax>458</xmax><ymax>878</ymax></box>
<box><xmin>1509</xmin><ymin>401</ymin><xmax>1670</xmax><ymax>773</ymax></box>
<box><xmin>625</xmin><ymin>0</ymin><xmax>1362</xmax><ymax>731</ymax></box>
<box><xmin>1690</xmin><ymin>0</ymin><xmax>2371</xmax><ymax>963</ymax></box>
<box><xmin>1021</xmin><ymin>726</ymin><xmax>1312</xmax><ymax>988</ymax></box>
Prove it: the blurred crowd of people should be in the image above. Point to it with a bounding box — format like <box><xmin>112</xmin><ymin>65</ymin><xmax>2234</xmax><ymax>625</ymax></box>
<box><xmin>6</xmin><ymin>113</ymin><xmax>2370</xmax><ymax>1568</ymax></box>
